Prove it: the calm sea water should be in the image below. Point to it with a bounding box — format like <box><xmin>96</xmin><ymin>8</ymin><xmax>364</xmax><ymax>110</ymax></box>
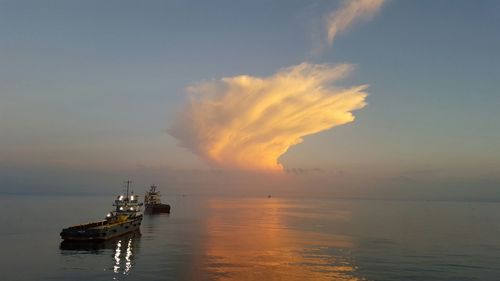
<box><xmin>0</xmin><ymin>194</ymin><xmax>499</xmax><ymax>281</ymax></box>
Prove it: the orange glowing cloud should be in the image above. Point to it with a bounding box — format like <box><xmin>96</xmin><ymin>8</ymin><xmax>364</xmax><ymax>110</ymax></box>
<box><xmin>170</xmin><ymin>63</ymin><xmax>368</xmax><ymax>171</ymax></box>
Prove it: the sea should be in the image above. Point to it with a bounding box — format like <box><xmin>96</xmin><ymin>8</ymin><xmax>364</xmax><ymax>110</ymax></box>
<box><xmin>0</xmin><ymin>194</ymin><xmax>499</xmax><ymax>281</ymax></box>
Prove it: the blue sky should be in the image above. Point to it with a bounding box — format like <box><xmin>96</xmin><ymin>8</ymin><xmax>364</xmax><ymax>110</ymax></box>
<box><xmin>1</xmin><ymin>0</ymin><xmax>499</xmax><ymax>198</ymax></box>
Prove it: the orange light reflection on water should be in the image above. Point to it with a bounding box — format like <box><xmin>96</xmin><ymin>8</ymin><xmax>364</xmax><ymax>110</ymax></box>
<box><xmin>202</xmin><ymin>198</ymin><xmax>363</xmax><ymax>281</ymax></box>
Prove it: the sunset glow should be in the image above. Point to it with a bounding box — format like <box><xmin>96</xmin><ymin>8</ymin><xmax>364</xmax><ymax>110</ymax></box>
<box><xmin>2</xmin><ymin>1</ymin><xmax>500</xmax><ymax>280</ymax></box>
<box><xmin>203</xmin><ymin>198</ymin><xmax>358</xmax><ymax>280</ymax></box>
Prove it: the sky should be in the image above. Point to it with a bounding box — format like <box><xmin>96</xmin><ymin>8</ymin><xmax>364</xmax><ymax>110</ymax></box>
<box><xmin>1</xmin><ymin>0</ymin><xmax>499</xmax><ymax>199</ymax></box>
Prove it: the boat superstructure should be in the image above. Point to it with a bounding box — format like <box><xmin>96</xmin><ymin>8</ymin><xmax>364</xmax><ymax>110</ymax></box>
<box><xmin>60</xmin><ymin>181</ymin><xmax>143</xmax><ymax>241</ymax></box>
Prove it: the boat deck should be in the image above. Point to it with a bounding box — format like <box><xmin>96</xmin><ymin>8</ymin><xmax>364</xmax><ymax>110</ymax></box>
<box><xmin>63</xmin><ymin>216</ymin><xmax>142</xmax><ymax>231</ymax></box>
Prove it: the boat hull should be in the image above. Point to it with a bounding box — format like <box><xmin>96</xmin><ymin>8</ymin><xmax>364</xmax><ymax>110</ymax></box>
<box><xmin>145</xmin><ymin>204</ymin><xmax>171</xmax><ymax>214</ymax></box>
<box><xmin>60</xmin><ymin>230</ymin><xmax>141</xmax><ymax>251</ymax></box>
<box><xmin>60</xmin><ymin>216</ymin><xmax>143</xmax><ymax>241</ymax></box>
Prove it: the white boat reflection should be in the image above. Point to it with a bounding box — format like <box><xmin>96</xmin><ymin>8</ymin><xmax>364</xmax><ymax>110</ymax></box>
<box><xmin>60</xmin><ymin>230</ymin><xmax>141</xmax><ymax>275</ymax></box>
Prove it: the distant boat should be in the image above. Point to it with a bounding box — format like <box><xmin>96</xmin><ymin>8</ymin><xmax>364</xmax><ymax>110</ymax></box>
<box><xmin>144</xmin><ymin>185</ymin><xmax>171</xmax><ymax>214</ymax></box>
<box><xmin>60</xmin><ymin>181</ymin><xmax>143</xmax><ymax>241</ymax></box>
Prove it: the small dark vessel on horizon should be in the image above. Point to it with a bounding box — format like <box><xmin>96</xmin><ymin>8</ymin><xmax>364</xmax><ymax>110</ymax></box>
<box><xmin>144</xmin><ymin>185</ymin><xmax>171</xmax><ymax>214</ymax></box>
<box><xmin>60</xmin><ymin>181</ymin><xmax>143</xmax><ymax>241</ymax></box>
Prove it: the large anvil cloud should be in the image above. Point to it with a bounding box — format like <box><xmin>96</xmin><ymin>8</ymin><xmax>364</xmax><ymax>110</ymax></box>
<box><xmin>169</xmin><ymin>63</ymin><xmax>368</xmax><ymax>171</ymax></box>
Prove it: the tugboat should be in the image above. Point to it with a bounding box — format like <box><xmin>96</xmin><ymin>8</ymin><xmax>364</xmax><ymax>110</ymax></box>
<box><xmin>60</xmin><ymin>181</ymin><xmax>143</xmax><ymax>241</ymax></box>
<box><xmin>144</xmin><ymin>185</ymin><xmax>171</xmax><ymax>214</ymax></box>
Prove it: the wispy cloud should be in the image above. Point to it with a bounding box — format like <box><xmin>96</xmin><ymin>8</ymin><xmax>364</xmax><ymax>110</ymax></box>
<box><xmin>325</xmin><ymin>0</ymin><xmax>384</xmax><ymax>47</ymax></box>
<box><xmin>170</xmin><ymin>63</ymin><xmax>367</xmax><ymax>171</ymax></box>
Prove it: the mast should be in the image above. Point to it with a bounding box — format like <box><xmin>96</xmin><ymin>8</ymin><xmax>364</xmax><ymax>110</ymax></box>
<box><xmin>125</xmin><ymin>180</ymin><xmax>133</xmax><ymax>199</ymax></box>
